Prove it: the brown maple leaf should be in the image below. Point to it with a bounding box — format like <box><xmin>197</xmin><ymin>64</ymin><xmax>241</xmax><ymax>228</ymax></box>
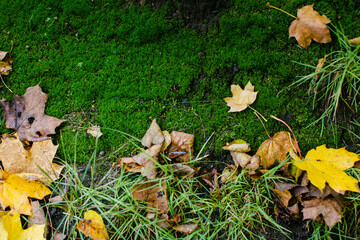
<box><xmin>0</xmin><ymin>85</ymin><xmax>65</xmax><ymax>142</ymax></box>
<box><xmin>302</xmin><ymin>197</ymin><xmax>342</xmax><ymax>228</ymax></box>
<box><xmin>255</xmin><ymin>131</ymin><xmax>296</xmax><ymax>168</ymax></box>
<box><xmin>289</xmin><ymin>4</ymin><xmax>331</xmax><ymax>49</ymax></box>
<box><xmin>0</xmin><ymin>51</ymin><xmax>13</xmax><ymax>75</ymax></box>
<box><xmin>0</xmin><ymin>135</ymin><xmax>64</xmax><ymax>183</ymax></box>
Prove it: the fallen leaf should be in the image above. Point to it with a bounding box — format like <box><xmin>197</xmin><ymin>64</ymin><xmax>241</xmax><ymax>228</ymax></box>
<box><xmin>293</xmin><ymin>145</ymin><xmax>360</xmax><ymax>193</ymax></box>
<box><xmin>349</xmin><ymin>36</ymin><xmax>360</xmax><ymax>46</ymax></box>
<box><xmin>224</xmin><ymin>82</ymin><xmax>258</xmax><ymax>112</ymax></box>
<box><xmin>274</xmin><ymin>189</ymin><xmax>292</xmax><ymax>208</ymax></box>
<box><xmin>289</xmin><ymin>4</ymin><xmax>332</xmax><ymax>49</ymax></box>
<box><xmin>141</xmin><ymin>119</ymin><xmax>164</xmax><ymax>148</ymax></box>
<box><xmin>0</xmin><ymin>171</ymin><xmax>51</xmax><ymax>215</ymax></box>
<box><xmin>173</xmin><ymin>223</ymin><xmax>198</xmax><ymax>234</ymax></box>
<box><xmin>76</xmin><ymin>210</ymin><xmax>109</xmax><ymax>240</ymax></box>
<box><xmin>223</xmin><ymin>139</ymin><xmax>259</xmax><ymax>169</ymax></box>
<box><xmin>87</xmin><ymin>125</ymin><xmax>103</xmax><ymax>138</ymax></box>
<box><xmin>302</xmin><ymin>197</ymin><xmax>342</xmax><ymax>228</ymax></box>
<box><xmin>132</xmin><ymin>181</ymin><xmax>168</xmax><ymax>213</ymax></box>
<box><xmin>220</xmin><ymin>165</ymin><xmax>238</xmax><ymax>183</ymax></box>
<box><xmin>0</xmin><ymin>85</ymin><xmax>65</xmax><ymax>142</ymax></box>
<box><xmin>161</xmin><ymin>130</ymin><xmax>172</xmax><ymax>152</ymax></box>
<box><xmin>171</xmin><ymin>163</ymin><xmax>198</xmax><ymax>178</ymax></box>
<box><xmin>28</xmin><ymin>201</ymin><xmax>47</xmax><ymax>229</ymax></box>
<box><xmin>0</xmin><ymin>136</ymin><xmax>64</xmax><ymax>183</ymax></box>
<box><xmin>255</xmin><ymin>131</ymin><xmax>295</xmax><ymax>168</ymax></box>
<box><xmin>201</xmin><ymin>169</ymin><xmax>219</xmax><ymax>193</ymax></box>
<box><xmin>0</xmin><ymin>210</ymin><xmax>46</xmax><ymax>240</ymax></box>
<box><xmin>115</xmin><ymin>144</ymin><xmax>161</xmax><ymax>179</ymax></box>
<box><xmin>0</xmin><ymin>51</ymin><xmax>13</xmax><ymax>75</ymax></box>
<box><xmin>315</xmin><ymin>54</ymin><xmax>328</xmax><ymax>81</ymax></box>
<box><xmin>156</xmin><ymin>214</ymin><xmax>181</xmax><ymax>229</ymax></box>
<box><xmin>167</xmin><ymin>131</ymin><xmax>194</xmax><ymax>162</ymax></box>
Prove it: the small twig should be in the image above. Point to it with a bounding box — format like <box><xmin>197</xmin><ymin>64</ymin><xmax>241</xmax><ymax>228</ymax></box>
<box><xmin>9</xmin><ymin>40</ymin><xmax>13</xmax><ymax>53</ymax></box>
<box><xmin>0</xmin><ymin>74</ymin><xmax>14</xmax><ymax>94</ymax></box>
<box><xmin>266</xmin><ymin>2</ymin><xmax>297</xmax><ymax>19</ymax></box>
<box><xmin>254</xmin><ymin>111</ymin><xmax>271</xmax><ymax>139</ymax></box>
<box><xmin>270</xmin><ymin>115</ymin><xmax>302</xmax><ymax>157</ymax></box>
<box><xmin>249</xmin><ymin>106</ymin><xmax>267</xmax><ymax>122</ymax></box>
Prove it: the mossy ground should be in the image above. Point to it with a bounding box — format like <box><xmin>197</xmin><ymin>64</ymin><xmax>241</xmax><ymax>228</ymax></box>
<box><xmin>1</xmin><ymin>0</ymin><xmax>359</xmax><ymax>161</ymax></box>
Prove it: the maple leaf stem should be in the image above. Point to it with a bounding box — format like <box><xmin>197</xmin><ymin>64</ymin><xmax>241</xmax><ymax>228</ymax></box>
<box><xmin>253</xmin><ymin>111</ymin><xmax>271</xmax><ymax>139</ymax></box>
<box><xmin>0</xmin><ymin>74</ymin><xmax>14</xmax><ymax>94</ymax></box>
<box><xmin>266</xmin><ymin>2</ymin><xmax>297</xmax><ymax>19</ymax></box>
<box><xmin>270</xmin><ymin>115</ymin><xmax>302</xmax><ymax>157</ymax></box>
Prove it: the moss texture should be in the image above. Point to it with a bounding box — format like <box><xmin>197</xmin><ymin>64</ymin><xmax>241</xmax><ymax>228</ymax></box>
<box><xmin>1</xmin><ymin>0</ymin><xmax>359</xmax><ymax>162</ymax></box>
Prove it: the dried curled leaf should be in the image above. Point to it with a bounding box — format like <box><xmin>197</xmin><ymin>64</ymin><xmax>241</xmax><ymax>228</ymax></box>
<box><xmin>87</xmin><ymin>125</ymin><xmax>103</xmax><ymax>138</ymax></box>
<box><xmin>0</xmin><ymin>85</ymin><xmax>65</xmax><ymax>142</ymax></box>
<box><xmin>293</xmin><ymin>145</ymin><xmax>360</xmax><ymax>193</ymax></box>
<box><xmin>76</xmin><ymin>210</ymin><xmax>109</xmax><ymax>240</ymax></box>
<box><xmin>0</xmin><ymin>171</ymin><xmax>52</xmax><ymax>215</ymax></box>
<box><xmin>115</xmin><ymin>144</ymin><xmax>161</xmax><ymax>179</ymax></box>
<box><xmin>0</xmin><ymin>136</ymin><xmax>64</xmax><ymax>183</ymax></box>
<box><xmin>0</xmin><ymin>210</ymin><xmax>46</xmax><ymax>240</ymax></box>
<box><xmin>167</xmin><ymin>131</ymin><xmax>194</xmax><ymax>162</ymax></box>
<box><xmin>224</xmin><ymin>82</ymin><xmax>258</xmax><ymax>112</ymax></box>
<box><xmin>289</xmin><ymin>4</ymin><xmax>331</xmax><ymax>49</ymax></box>
<box><xmin>223</xmin><ymin>139</ymin><xmax>259</xmax><ymax>170</ymax></box>
<box><xmin>141</xmin><ymin>119</ymin><xmax>164</xmax><ymax>148</ymax></box>
<box><xmin>173</xmin><ymin>223</ymin><xmax>198</xmax><ymax>234</ymax></box>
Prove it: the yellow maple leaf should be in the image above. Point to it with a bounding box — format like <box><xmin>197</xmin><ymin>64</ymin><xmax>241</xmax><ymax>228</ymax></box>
<box><xmin>0</xmin><ymin>171</ymin><xmax>52</xmax><ymax>215</ymax></box>
<box><xmin>76</xmin><ymin>210</ymin><xmax>109</xmax><ymax>240</ymax></box>
<box><xmin>0</xmin><ymin>210</ymin><xmax>45</xmax><ymax>240</ymax></box>
<box><xmin>0</xmin><ymin>136</ymin><xmax>64</xmax><ymax>183</ymax></box>
<box><xmin>224</xmin><ymin>81</ymin><xmax>258</xmax><ymax>112</ymax></box>
<box><xmin>293</xmin><ymin>145</ymin><xmax>360</xmax><ymax>193</ymax></box>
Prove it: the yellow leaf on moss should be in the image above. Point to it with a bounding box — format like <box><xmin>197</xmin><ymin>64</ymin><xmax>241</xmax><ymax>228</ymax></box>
<box><xmin>293</xmin><ymin>145</ymin><xmax>360</xmax><ymax>193</ymax></box>
<box><xmin>224</xmin><ymin>81</ymin><xmax>258</xmax><ymax>112</ymax></box>
<box><xmin>0</xmin><ymin>171</ymin><xmax>51</xmax><ymax>215</ymax></box>
<box><xmin>76</xmin><ymin>210</ymin><xmax>109</xmax><ymax>240</ymax></box>
<box><xmin>0</xmin><ymin>210</ymin><xmax>45</xmax><ymax>240</ymax></box>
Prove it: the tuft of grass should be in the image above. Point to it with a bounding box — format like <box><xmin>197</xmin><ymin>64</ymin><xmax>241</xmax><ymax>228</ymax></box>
<box><xmin>290</xmin><ymin>27</ymin><xmax>360</xmax><ymax>134</ymax></box>
<box><xmin>48</xmin><ymin>129</ymin><xmax>290</xmax><ymax>239</ymax></box>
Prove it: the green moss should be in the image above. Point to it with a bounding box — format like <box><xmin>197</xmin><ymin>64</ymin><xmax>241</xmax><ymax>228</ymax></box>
<box><xmin>1</xmin><ymin>0</ymin><xmax>359</xmax><ymax>163</ymax></box>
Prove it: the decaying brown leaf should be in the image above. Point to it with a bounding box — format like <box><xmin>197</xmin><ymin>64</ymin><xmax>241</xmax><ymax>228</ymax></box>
<box><xmin>0</xmin><ymin>135</ymin><xmax>64</xmax><ymax>183</ymax></box>
<box><xmin>28</xmin><ymin>200</ymin><xmax>47</xmax><ymax>229</ymax></box>
<box><xmin>302</xmin><ymin>197</ymin><xmax>342</xmax><ymax>228</ymax></box>
<box><xmin>255</xmin><ymin>131</ymin><xmax>295</xmax><ymax>168</ymax></box>
<box><xmin>0</xmin><ymin>85</ymin><xmax>65</xmax><ymax>142</ymax></box>
<box><xmin>132</xmin><ymin>181</ymin><xmax>168</xmax><ymax>213</ymax></box>
<box><xmin>289</xmin><ymin>4</ymin><xmax>331</xmax><ymax>49</ymax></box>
<box><xmin>220</xmin><ymin>165</ymin><xmax>238</xmax><ymax>183</ymax></box>
<box><xmin>87</xmin><ymin>125</ymin><xmax>103</xmax><ymax>138</ymax></box>
<box><xmin>171</xmin><ymin>163</ymin><xmax>198</xmax><ymax>178</ymax></box>
<box><xmin>274</xmin><ymin>188</ymin><xmax>292</xmax><ymax>208</ymax></box>
<box><xmin>141</xmin><ymin>119</ymin><xmax>164</xmax><ymax>148</ymax></box>
<box><xmin>0</xmin><ymin>51</ymin><xmax>13</xmax><ymax>75</ymax></box>
<box><xmin>349</xmin><ymin>36</ymin><xmax>360</xmax><ymax>46</ymax></box>
<box><xmin>167</xmin><ymin>131</ymin><xmax>194</xmax><ymax>162</ymax></box>
<box><xmin>115</xmin><ymin>144</ymin><xmax>161</xmax><ymax>179</ymax></box>
<box><xmin>172</xmin><ymin>223</ymin><xmax>198</xmax><ymax>234</ymax></box>
<box><xmin>224</xmin><ymin>82</ymin><xmax>258</xmax><ymax>112</ymax></box>
<box><xmin>315</xmin><ymin>54</ymin><xmax>328</xmax><ymax>81</ymax></box>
